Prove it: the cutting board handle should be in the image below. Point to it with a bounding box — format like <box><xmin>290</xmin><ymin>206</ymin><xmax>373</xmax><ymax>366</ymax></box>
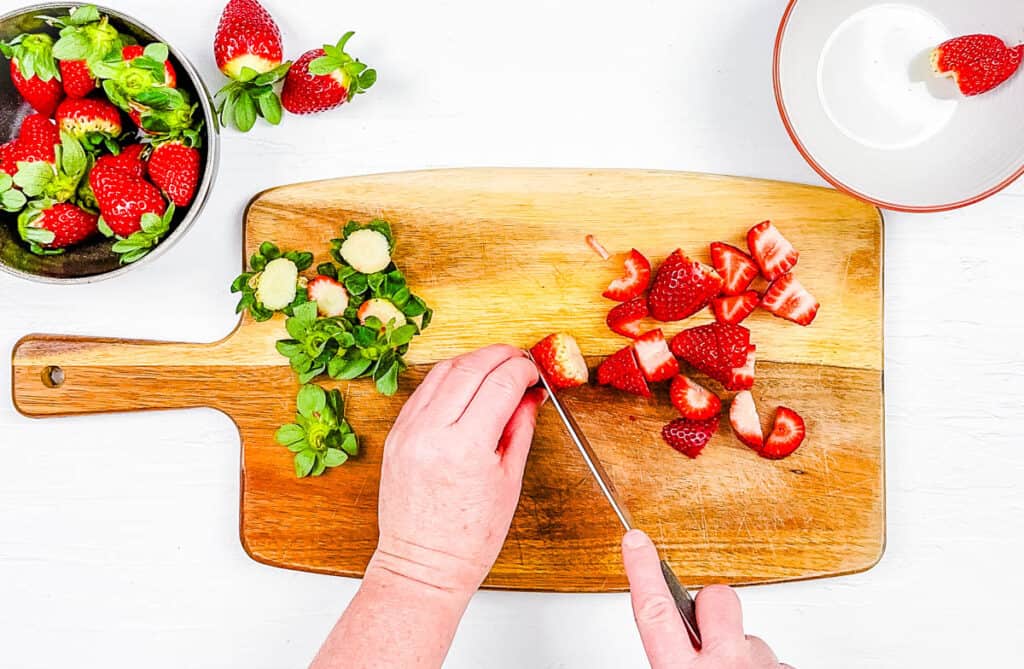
<box><xmin>11</xmin><ymin>334</ymin><xmax>236</xmax><ymax>418</ymax></box>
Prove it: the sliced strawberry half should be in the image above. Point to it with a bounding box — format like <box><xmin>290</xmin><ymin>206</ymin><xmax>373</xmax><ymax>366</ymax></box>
<box><xmin>606</xmin><ymin>298</ymin><xmax>648</xmax><ymax>339</ymax></box>
<box><xmin>725</xmin><ymin>345</ymin><xmax>756</xmax><ymax>392</ymax></box>
<box><xmin>531</xmin><ymin>333</ymin><xmax>589</xmax><ymax>390</ymax></box>
<box><xmin>729</xmin><ymin>390</ymin><xmax>763</xmax><ymax>451</ymax></box>
<box><xmin>761</xmin><ymin>406</ymin><xmax>806</xmax><ymax>459</ymax></box>
<box><xmin>633</xmin><ymin>329</ymin><xmax>679</xmax><ymax>383</ymax></box>
<box><xmin>932</xmin><ymin>34</ymin><xmax>1024</xmax><ymax>96</ymax></box>
<box><xmin>661</xmin><ymin>416</ymin><xmax>719</xmax><ymax>459</ymax></box>
<box><xmin>762</xmin><ymin>273</ymin><xmax>819</xmax><ymax>326</ymax></box>
<box><xmin>710</xmin><ymin>242</ymin><xmax>759</xmax><ymax>295</ymax></box>
<box><xmin>603</xmin><ymin>248</ymin><xmax>651</xmax><ymax>302</ymax></box>
<box><xmin>307</xmin><ymin>275</ymin><xmax>350</xmax><ymax>317</ymax></box>
<box><xmin>747</xmin><ymin>221</ymin><xmax>799</xmax><ymax>281</ymax></box>
<box><xmin>670</xmin><ymin>322</ymin><xmax>751</xmax><ymax>387</ymax></box>
<box><xmin>647</xmin><ymin>249</ymin><xmax>723</xmax><ymax>322</ymax></box>
<box><xmin>711</xmin><ymin>291</ymin><xmax>759</xmax><ymax>326</ymax></box>
<box><xmin>670</xmin><ymin>375</ymin><xmax>721</xmax><ymax>421</ymax></box>
<box><xmin>597</xmin><ymin>345</ymin><xmax>651</xmax><ymax>397</ymax></box>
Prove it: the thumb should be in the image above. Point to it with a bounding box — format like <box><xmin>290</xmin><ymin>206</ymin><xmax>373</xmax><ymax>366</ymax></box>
<box><xmin>497</xmin><ymin>387</ymin><xmax>545</xmax><ymax>479</ymax></box>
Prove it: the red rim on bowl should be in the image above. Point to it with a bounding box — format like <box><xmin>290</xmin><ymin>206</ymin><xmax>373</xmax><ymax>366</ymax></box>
<box><xmin>773</xmin><ymin>0</ymin><xmax>1024</xmax><ymax>213</ymax></box>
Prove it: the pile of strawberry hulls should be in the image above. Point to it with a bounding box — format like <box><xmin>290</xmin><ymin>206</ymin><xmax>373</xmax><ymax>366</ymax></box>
<box><xmin>534</xmin><ymin>221</ymin><xmax>820</xmax><ymax>462</ymax></box>
<box><xmin>0</xmin><ymin>5</ymin><xmax>203</xmax><ymax>263</ymax></box>
<box><xmin>212</xmin><ymin>0</ymin><xmax>376</xmax><ymax>131</ymax></box>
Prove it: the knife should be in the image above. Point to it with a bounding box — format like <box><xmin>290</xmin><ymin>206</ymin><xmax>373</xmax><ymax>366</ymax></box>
<box><xmin>529</xmin><ymin>357</ymin><xmax>702</xmax><ymax>648</ymax></box>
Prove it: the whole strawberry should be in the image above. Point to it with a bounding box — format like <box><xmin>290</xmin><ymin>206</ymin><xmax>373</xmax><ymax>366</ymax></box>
<box><xmin>148</xmin><ymin>140</ymin><xmax>200</xmax><ymax>207</ymax></box>
<box><xmin>95</xmin><ymin>143</ymin><xmax>147</xmax><ymax>178</ymax></box>
<box><xmin>281</xmin><ymin>32</ymin><xmax>376</xmax><ymax>115</ymax></box>
<box><xmin>1</xmin><ymin>33</ymin><xmax>63</xmax><ymax>116</ymax></box>
<box><xmin>18</xmin><ymin>200</ymin><xmax>98</xmax><ymax>253</ymax></box>
<box><xmin>56</xmin><ymin>97</ymin><xmax>122</xmax><ymax>152</ymax></box>
<box><xmin>90</xmin><ymin>161</ymin><xmax>167</xmax><ymax>237</ymax></box>
<box><xmin>213</xmin><ymin>0</ymin><xmax>290</xmax><ymax>132</ymax></box>
<box><xmin>8</xmin><ymin>114</ymin><xmax>60</xmax><ymax>169</ymax></box>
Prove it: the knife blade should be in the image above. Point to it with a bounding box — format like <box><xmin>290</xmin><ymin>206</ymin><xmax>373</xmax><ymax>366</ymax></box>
<box><xmin>529</xmin><ymin>357</ymin><xmax>702</xmax><ymax>647</ymax></box>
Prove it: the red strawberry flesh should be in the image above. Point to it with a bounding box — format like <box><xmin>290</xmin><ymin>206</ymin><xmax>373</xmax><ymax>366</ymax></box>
<box><xmin>761</xmin><ymin>273</ymin><xmax>819</xmax><ymax>326</ymax></box>
<box><xmin>729</xmin><ymin>390</ymin><xmax>764</xmax><ymax>451</ymax></box>
<box><xmin>761</xmin><ymin>406</ymin><xmax>806</xmax><ymax>460</ymax></box>
<box><xmin>531</xmin><ymin>333</ymin><xmax>589</xmax><ymax>390</ymax></box>
<box><xmin>606</xmin><ymin>298</ymin><xmax>648</xmax><ymax>339</ymax></box>
<box><xmin>632</xmin><ymin>329</ymin><xmax>679</xmax><ymax>382</ymax></box>
<box><xmin>597</xmin><ymin>346</ymin><xmax>651</xmax><ymax>397</ymax></box>
<box><xmin>747</xmin><ymin>221</ymin><xmax>799</xmax><ymax>281</ymax></box>
<box><xmin>712</xmin><ymin>291</ymin><xmax>759</xmax><ymax>326</ymax></box>
<box><xmin>647</xmin><ymin>249</ymin><xmax>723</xmax><ymax>322</ymax></box>
<box><xmin>661</xmin><ymin>416</ymin><xmax>719</xmax><ymax>458</ymax></box>
<box><xmin>710</xmin><ymin>242</ymin><xmax>759</xmax><ymax>296</ymax></box>
<box><xmin>603</xmin><ymin>248</ymin><xmax>651</xmax><ymax>302</ymax></box>
<box><xmin>669</xmin><ymin>375</ymin><xmax>721</xmax><ymax>421</ymax></box>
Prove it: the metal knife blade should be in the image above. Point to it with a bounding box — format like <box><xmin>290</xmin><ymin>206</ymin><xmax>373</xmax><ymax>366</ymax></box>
<box><xmin>528</xmin><ymin>358</ymin><xmax>702</xmax><ymax>647</ymax></box>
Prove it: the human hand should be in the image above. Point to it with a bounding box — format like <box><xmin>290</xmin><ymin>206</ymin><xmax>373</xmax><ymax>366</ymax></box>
<box><xmin>622</xmin><ymin>530</ymin><xmax>792</xmax><ymax>669</ymax></box>
<box><xmin>368</xmin><ymin>344</ymin><xmax>543</xmax><ymax>601</ymax></box>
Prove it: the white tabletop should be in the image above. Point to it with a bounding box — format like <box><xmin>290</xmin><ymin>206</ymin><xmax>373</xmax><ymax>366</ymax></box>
<box><xmin>2</xmin><ymin>0</ymin><xmax>1022</xmax><ymax>666</ymax></box>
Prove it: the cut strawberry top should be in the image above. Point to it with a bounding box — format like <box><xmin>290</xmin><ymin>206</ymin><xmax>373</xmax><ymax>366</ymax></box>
<box><xmin>710</xmin><ymin>242</ymin><xmax>759</xmax><ymax>295</ymax></box>
<box><xmin>531</xmin><ymin>333</ymin><xmax>589</xmax><ymax>390</ymax></box>
<box><xmin>761</xmin><ymin>273</ymin><xmax>819</xmax><ymax>326</ymax></box>
<box><xmin>761</xmin><ymin>406</ymin><xmax>806</xmax><ymax>460</ymax></box>
<box><xmin>632</xmin><ymin>329</ymin><xmax>679</xmax><ymax>383</ymax></box>
<box><xmin>747</xmin><ymin>221</ymin><xmax>799</xmax><ymax>281</ymax></box>
<box><xmin>603</xmin><ymin>248</ymin><xmax>651</xmax><ymax>302</ymax></box>
<box><xmin>597</xmin><ymin>345</ymin><xmax>651</xmax><ymax>397</ymax></box>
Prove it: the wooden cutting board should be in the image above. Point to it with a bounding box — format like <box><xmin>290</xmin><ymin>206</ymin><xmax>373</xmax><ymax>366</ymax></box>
<box><xmin>11</xmin><ymin>169</ymin><xmax>884</xmax><ymax>591</ymax></box>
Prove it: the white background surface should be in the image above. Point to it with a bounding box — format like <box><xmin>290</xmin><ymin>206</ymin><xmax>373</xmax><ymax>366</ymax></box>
<box><xmin>1</xmin><ymin>0</ymin><xmax>1023</xmax><ymax>667</ymax></box>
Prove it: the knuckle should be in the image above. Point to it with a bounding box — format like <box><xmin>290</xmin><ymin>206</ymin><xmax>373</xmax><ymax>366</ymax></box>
<box><xmin>634</xmin><ymin>594</ymin><xmax>680</xmax><ymax>626</ymax></box>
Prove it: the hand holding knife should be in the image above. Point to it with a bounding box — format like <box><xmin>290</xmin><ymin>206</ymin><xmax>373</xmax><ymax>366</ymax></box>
<box><xmin>528</xmin><ymin>353</ymin><xmax>702</xmax><ymax>648</ymax></box>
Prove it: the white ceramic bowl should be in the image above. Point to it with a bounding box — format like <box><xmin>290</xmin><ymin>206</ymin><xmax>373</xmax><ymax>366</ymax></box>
<box><xmin>774</xmin><ymin>0</ymin><xmax>1024</xmax><ymax>212</ymax></box>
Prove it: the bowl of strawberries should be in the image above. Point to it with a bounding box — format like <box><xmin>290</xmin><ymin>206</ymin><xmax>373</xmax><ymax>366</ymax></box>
<box><xmin>0</xmin><ymin>3</ymin><xmax>217</xmax><ymax>282</ymax></box>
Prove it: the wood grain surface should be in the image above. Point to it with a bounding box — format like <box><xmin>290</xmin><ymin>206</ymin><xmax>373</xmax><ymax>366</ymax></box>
<box><xmin>11</xmin><ymin>168</ymin><xmax>884</xmax><ymax>591</ymax></box>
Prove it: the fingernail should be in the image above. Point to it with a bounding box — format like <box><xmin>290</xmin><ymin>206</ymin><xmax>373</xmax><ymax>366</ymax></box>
<box><xmin>623</xmin><ymin>529</ymin><xmax>650</xmax><ymax>549</ymax></box>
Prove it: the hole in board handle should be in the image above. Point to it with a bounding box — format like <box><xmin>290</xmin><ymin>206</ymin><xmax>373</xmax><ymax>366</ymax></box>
<box><xmin>42</xmin><ymin>366</ymin><xmax>65</xmax><ymax>388</ymax></box>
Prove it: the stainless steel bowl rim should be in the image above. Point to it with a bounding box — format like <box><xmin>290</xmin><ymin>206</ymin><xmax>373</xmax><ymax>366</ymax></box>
<box><xmin>0</xmin><ymin>2</ymin><xmax>220</xmax><ymax>285</ymax></box>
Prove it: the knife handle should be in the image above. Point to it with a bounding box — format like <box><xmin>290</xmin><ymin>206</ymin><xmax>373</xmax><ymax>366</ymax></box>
<box><xmin>660</xmin><ymin>560</ymin><xmax>702</xmax><ymax>649</ymax></box>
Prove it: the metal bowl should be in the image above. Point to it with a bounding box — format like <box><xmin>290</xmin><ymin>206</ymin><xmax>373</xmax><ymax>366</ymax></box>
<box><xmin>0</xmin><ymin>2</ymin><xmax>219</xmax><ymax>283</ymax></box>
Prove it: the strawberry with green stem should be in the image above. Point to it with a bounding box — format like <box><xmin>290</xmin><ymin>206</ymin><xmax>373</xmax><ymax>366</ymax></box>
<box><xmin>109</xmin><ymin>204</ymin><xmax>177</xmax><ymax>264</ymax></box>
<box><xmin>214</xmin><ymin>0</ymin><xmax>290</xmax><ymax>132</ymax></box>
<box><xmin>231</xmin><ymin>241</ymin><xmax>314</xmax><ymax>321</ymax></box>
<box><xmin>275</xmin><ymin>384</ymin><xmax>358</xmax><ymax>478</ymax></box>
<box><xmin>13</xmin><ymin>131</ymin><xmax>89</xmax><ymax>205</ymax></box>
<box><xmin>1</xmin><ymin>33</ymin><xmax>63</xmax><ymax>116</ymax></box>
<box><xmin>55</xmin><ymin>96</ymin><xmax>123</xmax><ymax>154</ymax></box>
<box><xmin>17</xmin><ymin>199</ymin><xmax>98</xmax><ymax>254</ymax></box>
<box><xmin>45</xmin><ymin>5</ymin><xmax>122</xmax><ymax>97</ymax></box>
<box><xmin>281</xmin><ymin>32</ymin><xmax>376</xmax><ymax>115</ymax></box>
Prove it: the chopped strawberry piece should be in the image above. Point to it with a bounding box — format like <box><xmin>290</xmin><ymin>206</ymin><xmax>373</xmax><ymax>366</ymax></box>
<box><xmin>670</xmin><ymin>322</ymin><xmax>751</xmax><ymax>387</ymax></box>
<box><xmin>531</xmin><ymin>333</ymin><xmax>589</xmax><ymax>390</ymax></box>
<box><xmin>932</xmin><ymin>34</ymin><xmax>1024</xmax><ymax>96</ymax></box>
<box><xmin>647</xmin><ymin>250</ymin><xmax>723</xmax><ymax>322</ymax></box>
<box><xmin>669</xmin><ymin>375</ymin><xmax>721</xmax><ymax>421</ymax></box>
<box><xmin>761</xmin><ymin>406</ymin><xmax>806</xmax><ymax>459</ymax></box>
<box><xmin>729</xmin><ymin>390</ymin><xmax>763</xmax><ymax>451</ymax></box>
<box><xmin>710</xmin><ymin>242</ymin><xmax>759</xmax><ymax>295</ymax></box>
<box><xmin>761</xmin><ymin>273</ymin><xmax>819</xmax><ymax>326</ymax></box>
<box><xmin>603</xmin><ymin>249</ymin><xmax>651</xmax><ymax>302</ymax></box>
<box><xmin>606</xmin><ymin>298</ymin><xmax>648</xmax><ymax>339</ymax></box>
<box><xmin>747</xmin><ymin>221</ymin><xmax>799</xmax><ymax>281</ymax></box>
<box><xmin>661</xmin><ymin>416</ymin><xmax>719</xmax><ymax>458</ymax></box>
<box><xmin>725</xmin><ymin>345</ymin><xmax>756</xmax><ymax>392</ymax></box>
<box><xmin>633</xmin><ymin>329</ymin><xmax>679</xmax><ymax>383</ymax></box>
<box><xmin>711</xmin><ymin>291</ymin><xmax>759</xmax><ymax>326</ymax></box>
<box><xmin>597</xmin><ymin>346</ymin><xmax>651</xmax><ymax>397</ymax></box>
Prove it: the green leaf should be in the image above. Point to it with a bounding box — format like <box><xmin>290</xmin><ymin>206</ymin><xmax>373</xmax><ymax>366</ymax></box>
<box><xmin>311</xmin><ymin>454</ymin><xmax>328</xmax><ymax>477</ymax></box>
<box><xmin>308</xmin><ymin>57</ymin><xmax>339</xmax><ymax>76</ymax></box>
<box><xmin>0</xmin><ymin>174</ymin><xmax>12</xmax><ymax>191</ymax></box>
<box><xmin>292</xmin><ymin>301</ymin><xmax>318</xmax><ymax>327</ymax></box>
<box><xmin>296</xmin><ymin>384</ymin><xmax>327</xmax><ymax>418</ymax></box>
<box><xmin>97</xmin><ymin>216</ymin><xmax>114</xmax><ymax>237</ymax></box>
<box><xmin>390</xmin><ymin>324</ymin><xmax>417</xmax><ymax>347</ymax></box>
<box><xmin>13</xmin><ymin>162</ymin><xmax>53</xmax><ymax>197</ymax></box>
<box><xmin>237</xmin><ymin>66</ymin><xmax>259</xmax><ymax>82</ymax></box>
<box><xmin>275</xmin><ymin>423</ymin><xmax>305</xmax><ymax>446</ymax></box>
<box><xmin>324</xmin><ymin>448</ymin><xmax>348</xmax><ymax>467</ymax></box>
<box><xmin>294</xmin><ymin>450</ymin><xmax>316</xmax><ymax>478</ymax></box>
<box><xmin>1</xmin><ymin>189</ymin><xmax>26</xmax><ymax>212</ymax></box>
<box><xmin>344</xmin><ymin>273</ymin><xmax>368</xmax><ymax>296</ymax></box>
<box><xmin>233</xmin><ymin>92</ymin><xmax>257</xmax><ymax>132</ymax></box>
<box><xmin>340</xmin><ymin>433</ymin><xmax>359</xmax><ymax>456</ymax></box>
<box><xmin>276</xmin><ymin>340</ymin><xmax>303</xmax><ymax>358</ymax></box>
<box><xmin>52</xmin><ymin>33</ymin><xmax>90</xmax><ymax>60</ymax></box>
<box><xmin>298</xmin><ymin>366</ymin><xmax>324</xmax><ymax>384</ymax></box>
<box><xmin>143</xmin><ymin>42</ymin><xmax>169</xmax><ymax>63</ymax></box>
<box><xmin>358</xmin><ymin>69</ymin><xmax>377</xmax><ymax>90</ymax></box>
<box><xmin>375</xmin><ymin>362</ymin><xmax>400</xmax><ymax>396</ymax></box>
<box><xmin>67</xmin><ymin>5</ymin><xmax>101</xmax><ymax>25</ymax></box>
<box><xmin>329</xmin><ymin>354</ymin><xmax>372</xmax><ymax>380</ymax></box>
<box><xmin>257</xmin><ymin>91</ymin><xmax>282</xmax><ymax>125</ymax></box>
